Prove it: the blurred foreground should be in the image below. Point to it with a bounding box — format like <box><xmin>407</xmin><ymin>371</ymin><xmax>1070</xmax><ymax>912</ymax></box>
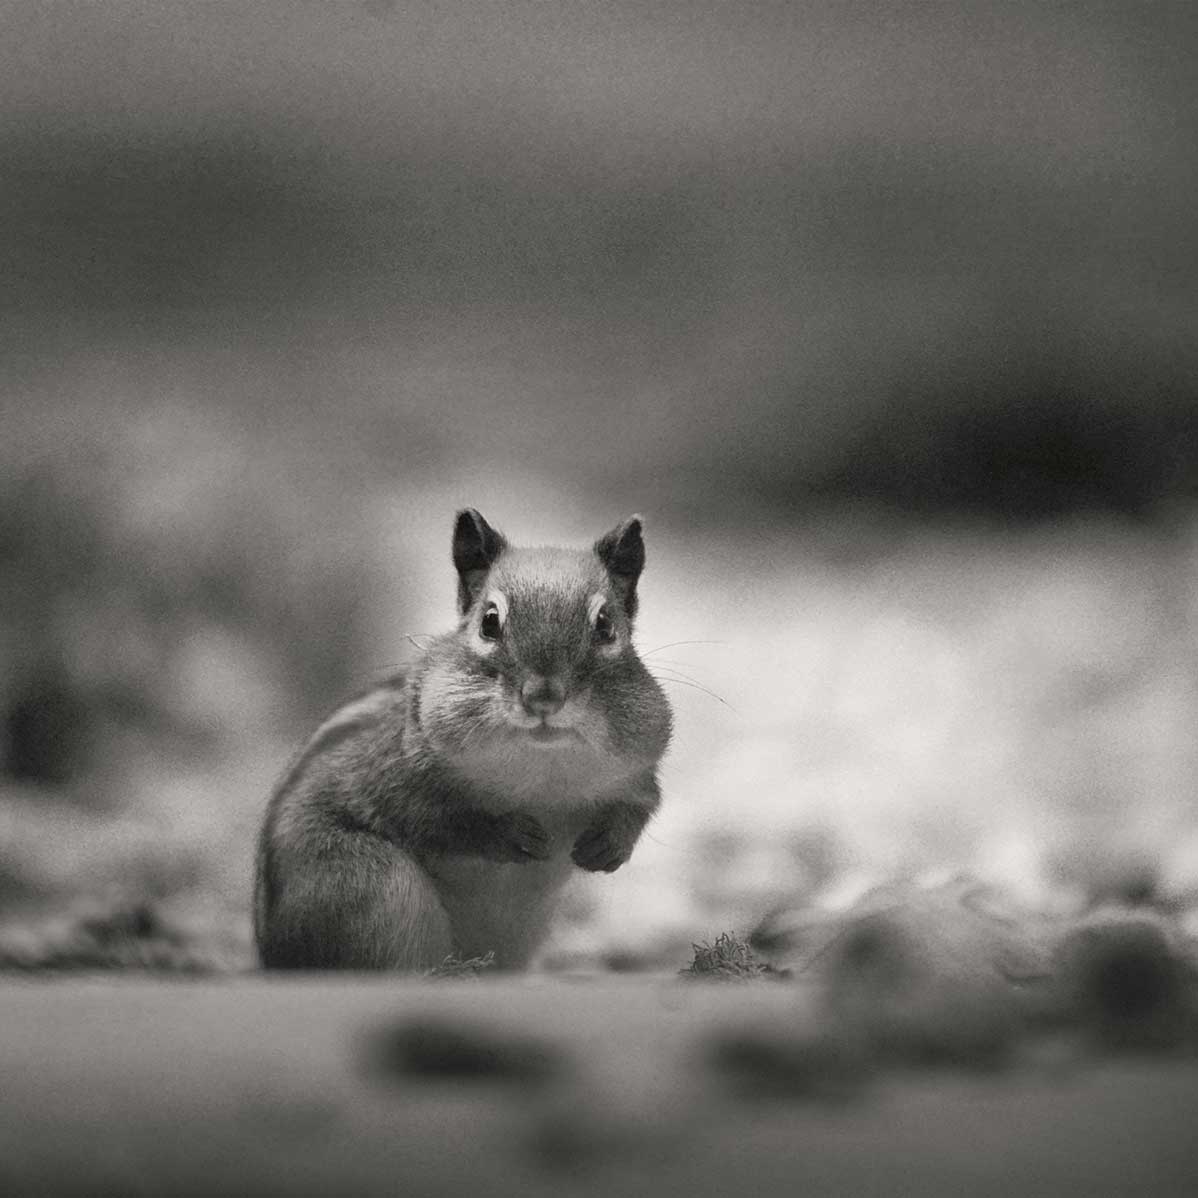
<box><xmin>2</xmin><ymin>970</ymin><xmax>1196</xmax><ymax>1197</ymax></box>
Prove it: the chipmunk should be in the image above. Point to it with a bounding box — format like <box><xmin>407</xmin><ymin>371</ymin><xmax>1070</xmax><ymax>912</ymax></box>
<box><xmin>254</xmin><ymin>510</ymin><xmax>672</xmax><ymax>970</ymax></box>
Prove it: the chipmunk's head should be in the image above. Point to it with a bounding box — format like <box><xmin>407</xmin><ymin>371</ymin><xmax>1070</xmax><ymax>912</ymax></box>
<box><xmin>416</xmin><ymin>509</ymin><xmax>672</xmax><ymax>795</ymax></box>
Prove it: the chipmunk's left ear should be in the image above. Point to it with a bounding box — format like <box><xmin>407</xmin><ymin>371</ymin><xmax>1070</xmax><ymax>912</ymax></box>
<box><xmin>595</xmin><ymin>515</ymin><xmax>645</xmax><ymax>620</ymax></box>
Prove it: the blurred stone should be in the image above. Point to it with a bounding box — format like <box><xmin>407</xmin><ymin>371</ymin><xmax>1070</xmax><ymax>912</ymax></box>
<box><xmin>707</xmin><ymin>1025</ymin><xmax>871</xmax><ymax>1102</ymax></box>
<box><xmin>1053</xmin><ymin>910</ymin><xmax>1198</xmax><ymax>1052</ymax></box>
<box><xmin>3</xmin><ymin>668</ymin><xmax>93</xmax><ymax>785</ymax></box>
<box><xmin>754</xmin><ymin>876</ymin><xmax>1056</xmax><ymax>1068</ymax></box>
<box><xmin>364</xmin><ymin>1016</ymin><xmax>567</xmax><ymax>1086</ymax></box>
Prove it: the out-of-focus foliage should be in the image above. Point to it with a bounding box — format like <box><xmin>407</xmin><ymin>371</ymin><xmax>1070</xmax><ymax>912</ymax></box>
<box><xmin>0</xmin><ymin>408</ymin><xmax>381</xmax><ymax>966</ymax></box>
<box><xmin>1</xmin><ymin>409</ymin><xmax>375</xmax><ymax>781</ymax></box>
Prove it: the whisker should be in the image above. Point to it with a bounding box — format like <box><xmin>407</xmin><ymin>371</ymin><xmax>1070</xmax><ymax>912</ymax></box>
<box><xmin>651</xmin><ymin>671</ymin><xmax>737</xmax><ymax>712</ymax></box>
<box><xmin>651</xmin><ymin>665</ymin><xmax>711</xmax><ymax>693</ymax></box>
<box><xmin>651</xmin><ymin>663</ymin><xmax>719</xmax><ymax>686</ymax></box>
<box><xmin>646</xmin><ymin>659</ymin><xmax>712</xmax><ymax>686</ymax></box>
<box><xmin>366</xmin><ymin>633</ymin><xmax>440</xmax><ymax>676</ymax></box>
<box><xmin>458</xmin><ymin>704</ymin><xmax>495</xmax><ymax>749</ymax></box>
<box><xmin>642</xmin><ymin>639</ymin><xmax>728</xmax><ymax>657</ymax></box>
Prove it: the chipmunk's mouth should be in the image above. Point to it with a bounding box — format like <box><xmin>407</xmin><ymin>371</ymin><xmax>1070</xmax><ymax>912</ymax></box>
<box><xmin>526</xmin><ymin>723</ymin><xmax>581</xmax><ymax>747</ymax></box>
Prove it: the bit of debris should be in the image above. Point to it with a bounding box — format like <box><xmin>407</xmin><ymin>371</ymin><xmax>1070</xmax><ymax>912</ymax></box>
<box><xmin>426</xmin><ymin>952</ymin><xmax>496</xmax><ymax>979</ymax></box>
<box><xmin>680</xmin><ymin>932</ymin><xmax>783</xmax><ymax>981</ymax></box>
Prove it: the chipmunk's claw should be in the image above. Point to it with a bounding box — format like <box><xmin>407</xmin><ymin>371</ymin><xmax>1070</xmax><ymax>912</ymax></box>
<box><xmin>493</xmin><ymin>812</ymin><xmax>551</xmax><ymax>862</ymax></box>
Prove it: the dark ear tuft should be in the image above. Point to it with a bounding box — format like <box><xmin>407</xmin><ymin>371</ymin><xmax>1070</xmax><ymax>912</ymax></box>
<box><xmin>595</xmin><ymin>515</ymin><xmax>645</xmax><ymax>620</ymax></box>
<box><xmin>453</xmin><ymin>509</ymin><xmax>506</xmax><ymax>613</ymax></box>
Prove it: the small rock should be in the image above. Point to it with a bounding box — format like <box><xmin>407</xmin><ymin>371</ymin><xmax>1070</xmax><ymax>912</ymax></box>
<box><xmin>364</xmin><ymin>1017</ymin><xmax>567</xmax><ymax>1086</ymax></box>
<box><xmin>707</xmin><ymin>1026</ymin><xmax>871</xmax><ymax>1103</ymax></box>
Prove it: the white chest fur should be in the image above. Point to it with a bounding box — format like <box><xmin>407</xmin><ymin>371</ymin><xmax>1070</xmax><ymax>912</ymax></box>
<box><xmin>423</xmin><ymin>807</ymin><xmax>591</xmax><ymax>967</ymax></box>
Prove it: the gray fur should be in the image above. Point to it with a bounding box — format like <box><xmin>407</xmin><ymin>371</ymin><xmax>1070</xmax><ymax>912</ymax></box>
<box><xmin>254</xmin><ymin>513</ymin><xmax>672</xmax><ymax>971</ymax></box>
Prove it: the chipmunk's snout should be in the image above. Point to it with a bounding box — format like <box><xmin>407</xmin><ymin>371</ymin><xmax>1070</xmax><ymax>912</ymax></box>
<box><xmin>520</xmin><ymin>674</ymin><xmax>566</xmax><ymax>718</ymax></box>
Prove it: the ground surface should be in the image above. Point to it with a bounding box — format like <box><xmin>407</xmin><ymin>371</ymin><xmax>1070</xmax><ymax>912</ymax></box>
<box><xmin>3</xmin><ymin>975</ymin><xmax>1197</xmax><ymax>1198</ymax></box>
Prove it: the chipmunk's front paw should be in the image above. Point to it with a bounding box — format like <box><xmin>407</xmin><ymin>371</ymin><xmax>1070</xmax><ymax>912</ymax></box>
<box><xmin>570</xmin><ymin>824</ymin><xmax>634</xmax><ymax>873</ymax></box>
<box><xmin>490</xmin><ymin>812</ymin><xmax>551</xmax><ymax>863</ymax></box>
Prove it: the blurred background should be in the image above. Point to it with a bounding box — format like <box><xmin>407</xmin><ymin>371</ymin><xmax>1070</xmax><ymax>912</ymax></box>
<box><xmin>2</xmin><ymin>1</ymin><xmax>1196</xmax><ymax>969</ymax></box>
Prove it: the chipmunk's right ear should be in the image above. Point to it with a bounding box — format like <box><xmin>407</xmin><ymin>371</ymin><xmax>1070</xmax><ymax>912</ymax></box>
<box><xmin>595</xmin><ymin>514</ymin><xmax>645</xmax><ymax>620</ymax></box>
<box><xmin>453</xmin><ymin>509</ymin><xmax>506</xmax><ymax>613</ymax></box>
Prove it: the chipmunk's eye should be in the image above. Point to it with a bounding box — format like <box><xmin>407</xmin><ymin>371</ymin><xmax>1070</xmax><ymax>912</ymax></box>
<box><xmin>592</xmin><ymin>603</ymin><xmax>615</xmax><ymax>645</ymax></box>
<box><xmin>480</xmin><ymin>602</ymin><xmax>503</xmax><ymax>641</ymax></box>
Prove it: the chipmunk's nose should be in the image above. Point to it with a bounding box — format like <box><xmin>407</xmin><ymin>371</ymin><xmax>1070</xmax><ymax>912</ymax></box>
<box><xmin>520</xmin><ymin>675</ymin><xmax>566</xmax><ymax>718</ymax></box>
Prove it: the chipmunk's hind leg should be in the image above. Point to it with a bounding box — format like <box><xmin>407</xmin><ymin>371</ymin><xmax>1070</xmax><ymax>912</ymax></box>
<box><xmin>258</xmin><ymin>832</ymin><xmax>452</xmax><ymax>971</ymax></box>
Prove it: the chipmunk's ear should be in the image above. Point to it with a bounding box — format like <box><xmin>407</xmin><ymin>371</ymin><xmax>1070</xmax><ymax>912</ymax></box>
<box><xmin>453</xmin><ymin>509</ymin><xmax>506</xmax><ymax>613</ymax></box>
<box><xmin>595</xmin><ymin>515</ymin><xmax>645</xmax><ymax>620</ymax></box>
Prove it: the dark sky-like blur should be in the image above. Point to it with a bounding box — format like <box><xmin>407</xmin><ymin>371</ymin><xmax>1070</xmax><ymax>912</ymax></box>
<box><xmin>3</xmin><ymin>1</ymin><xmax>1196</xmax><ymax>519</ymax></box>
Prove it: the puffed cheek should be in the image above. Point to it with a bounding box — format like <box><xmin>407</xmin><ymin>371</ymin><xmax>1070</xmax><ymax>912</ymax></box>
<box><xmin>418</xmin><ymin>663</ymin><xmax>496</xmax><ymax>735</ymax></box>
